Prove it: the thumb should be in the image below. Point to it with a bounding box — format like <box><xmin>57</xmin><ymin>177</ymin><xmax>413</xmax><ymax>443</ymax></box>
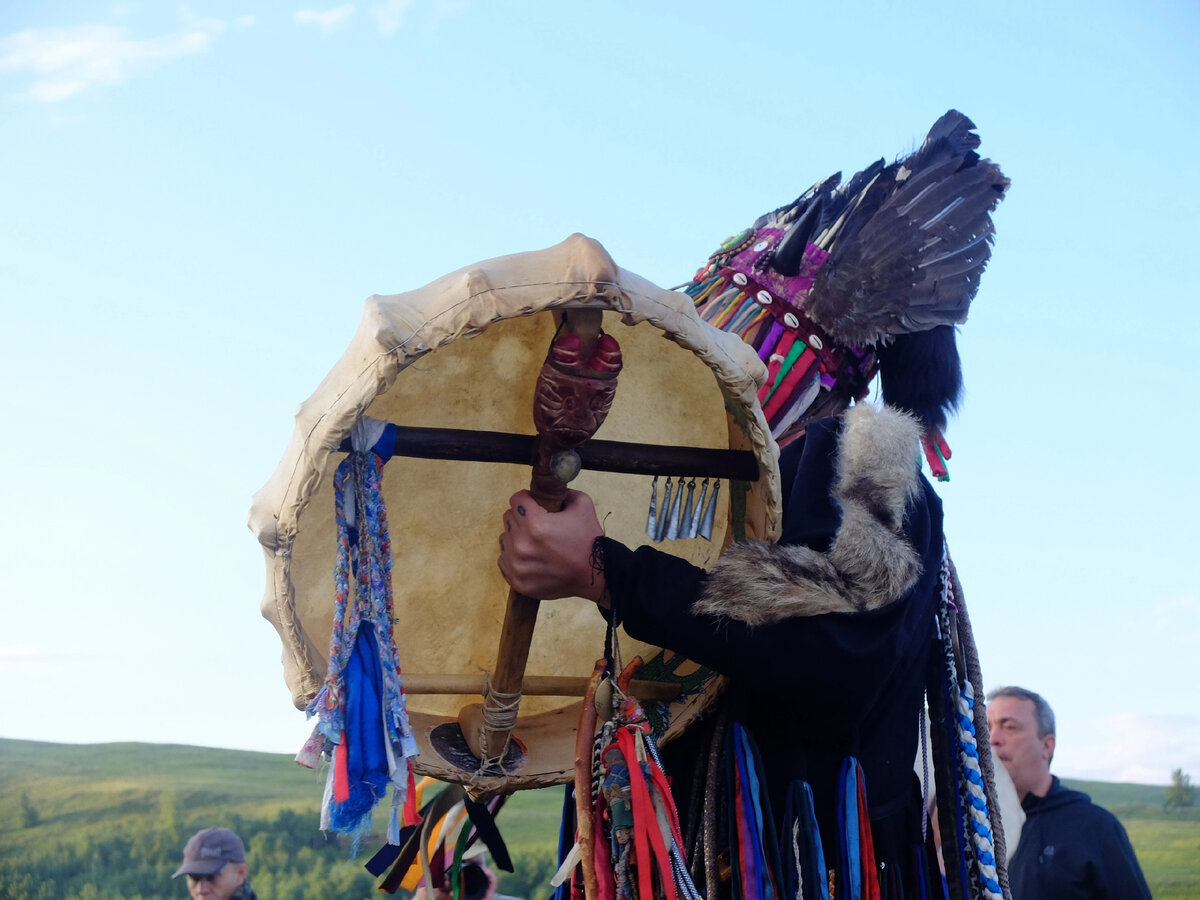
<box><xmin>562</xmin><ymin>488</ymin><xmax>597</xmax><ymax>515</ymax></box>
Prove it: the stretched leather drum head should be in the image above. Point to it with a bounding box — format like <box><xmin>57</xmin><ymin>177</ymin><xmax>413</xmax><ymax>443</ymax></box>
<box><xmin>250</xmin><ymin>234</ymin><xmax>781</xmax><ymax>792</ymax></box>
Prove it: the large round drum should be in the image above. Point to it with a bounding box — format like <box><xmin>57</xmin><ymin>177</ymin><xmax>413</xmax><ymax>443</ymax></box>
<box><xmin>249</xmin><ymin>234</ymin><xmax>781</xmax><ymax>793</ymax></box>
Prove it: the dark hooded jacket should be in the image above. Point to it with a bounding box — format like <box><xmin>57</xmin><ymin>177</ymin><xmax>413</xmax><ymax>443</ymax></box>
<box><xmin>1009</xmin><ymin>777</ymin><xmax>1151</xmax><ymax>900</ymax></box>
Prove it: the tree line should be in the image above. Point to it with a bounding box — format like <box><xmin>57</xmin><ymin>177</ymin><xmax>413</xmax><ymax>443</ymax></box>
<box><xmin>0</xmin><ymin>804</ymin><xmax>558</xmax><ymax>900</ymax></box>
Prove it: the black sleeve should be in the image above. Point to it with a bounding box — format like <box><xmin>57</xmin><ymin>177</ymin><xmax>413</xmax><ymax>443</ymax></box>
<box><xmin>596</xmin><ymin>414</ymin><xmax>941</xmax><ymax>717</ymax></box>
<box><xmin>598</xmin><ymin>529</ymin><xmax>932</xmax><ymax>719</ymax></box>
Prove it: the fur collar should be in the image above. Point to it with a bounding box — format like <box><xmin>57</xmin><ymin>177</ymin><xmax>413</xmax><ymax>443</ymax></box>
<box><xmin>695</xmin><ymin>404</ymin><xmax>923</xmax><ymax>626</ymax></box>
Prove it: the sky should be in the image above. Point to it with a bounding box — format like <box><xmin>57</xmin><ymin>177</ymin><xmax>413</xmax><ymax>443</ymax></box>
<box><xmin>1</xmin><ymin>1</ymin><xmax>1197</xmax><ymax>789</ymax></box>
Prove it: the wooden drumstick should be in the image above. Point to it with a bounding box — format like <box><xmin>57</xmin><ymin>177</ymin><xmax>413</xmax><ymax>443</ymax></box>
<box><xmin>458</xmin><ymin>308</ymin><xmax>622</xmax><ymax>767</ymax></box>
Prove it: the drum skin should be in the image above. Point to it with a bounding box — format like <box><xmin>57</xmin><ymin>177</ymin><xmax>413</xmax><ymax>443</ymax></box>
<box><xmin>250</xmin><ymin>234</ymin><xmax>780</xmax><ymax>791</ymax></box>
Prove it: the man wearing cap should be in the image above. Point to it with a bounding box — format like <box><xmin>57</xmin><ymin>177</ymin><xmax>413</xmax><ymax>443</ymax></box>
<box><xmin>173</xmin><ymin>827</ymin><xmax>257</xmax><ymax>900</ymax></box>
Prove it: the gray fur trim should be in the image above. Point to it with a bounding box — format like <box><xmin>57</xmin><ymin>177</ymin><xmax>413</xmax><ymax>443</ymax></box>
<box><xmin>695</xmin><ymin>404</ymin><xmax>923</xmax><ymax>626</ymax></box>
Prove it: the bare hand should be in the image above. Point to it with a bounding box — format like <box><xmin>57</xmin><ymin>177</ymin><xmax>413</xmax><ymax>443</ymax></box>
<box><xmin>498</xmin><ymin>489</ymin><xmax>606</xmax><ymax>604</ymax></box>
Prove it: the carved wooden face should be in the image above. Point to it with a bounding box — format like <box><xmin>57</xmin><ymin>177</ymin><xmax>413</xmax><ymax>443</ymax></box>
<box><xmin>532</xmin><ymin>364</ymin><xmax>619</xmax><ymax>449</ymax></box>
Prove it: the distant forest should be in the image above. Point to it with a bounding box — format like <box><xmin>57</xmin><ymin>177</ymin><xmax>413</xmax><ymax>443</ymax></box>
<box><xmin>2</xmin><ymin>739</ymin><xmax>1197</xmax><ymax>900</ymax></box>
<box><xmin>0</xmin><ymin>804</ymin><xmax>558</xmax><ymax>900</ymax></box>
<box><xmin>0</xmin><ymin>739</ymin><xmax>560</xmax><ymax>900</ymax></box>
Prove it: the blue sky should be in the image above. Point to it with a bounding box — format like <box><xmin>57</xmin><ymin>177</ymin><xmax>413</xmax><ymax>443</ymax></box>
<box><xmin>1</xmin><ymin>1</ymin><xmax>1197</xmax><ymax>787</ymax></box>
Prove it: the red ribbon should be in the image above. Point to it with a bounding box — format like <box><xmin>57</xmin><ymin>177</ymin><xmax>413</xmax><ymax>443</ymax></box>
<box><xmin>616</xmin><ymin>727</ymin><xmax>677</xmax><ymax>900</ymax></box>
<box><xmin>333</xmin><ymin>731</ymin><xmax>350</xmax><ymax>803</ymax></box>
<box><xmin>856</xmin><ymin>765</ymin><xmax>880</xmax><ymax>900</ymax></box>
<box><xmin>403</xmin><ymin>762</ymin><xmax>422</xmax><ymax>826</ymax></box>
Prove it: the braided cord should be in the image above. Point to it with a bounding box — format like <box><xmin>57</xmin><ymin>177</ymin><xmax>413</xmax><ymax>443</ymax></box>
<box><xmin>941</xmin><ymin>552</ymin><xmax>1002</xmax><ymax>900</ymax></box>
<box><xmin>353</xmin><ymin>452</ymin><xmax>418</xmax><ymax>758</ymax></box>
<box><xmin>949</xmin><ymin>558</ymin><xmax>1011</xmax><ymax>899</ymax></box>
<box><xmin>307</xmin><ymin>458</ymin><xmax>356</xmax><ymax>739</ymax></box>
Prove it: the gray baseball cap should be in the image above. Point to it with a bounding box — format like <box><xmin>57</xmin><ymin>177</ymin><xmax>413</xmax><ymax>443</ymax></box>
<box><xmin>173</xmin><ymin>827</ymin><xmax>246</xmax><ymax>878</ymax></box>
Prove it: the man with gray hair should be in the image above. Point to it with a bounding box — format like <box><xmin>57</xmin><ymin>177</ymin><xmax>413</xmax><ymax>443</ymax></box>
<box><xmin>172</xmin><ymin>827</ymin><xmax>257</xmax><ymax>900</ymax></box>
<box><xmin>986</xmin><ymin>686</ymin><xmax>1151</xmax><ymax>899</ymax></box>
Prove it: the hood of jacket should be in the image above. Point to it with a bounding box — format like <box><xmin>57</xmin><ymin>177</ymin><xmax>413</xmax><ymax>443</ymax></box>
<box><xmin>1022</xmin><ymin>776</ymin><xmax>1092</xmax><ymax>815</ymax></box>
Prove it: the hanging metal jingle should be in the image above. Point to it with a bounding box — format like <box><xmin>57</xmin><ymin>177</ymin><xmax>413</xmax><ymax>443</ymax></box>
<box><xmin>687</xmin><ymin>478</ymin><xmax>709</xmax><ymax>539</ymax></box>
<box><xmin>645</xmin><ymin>475</ymin><xmax>659</xmax><ymax>540</ymax></box>
<box><xmin>654</xmin><ymin>476</ymin><xmax>674</xmax><ymax>542</ymax></box>
<box><xmin>665</xmin><ymin>474</ymin><xmax>686</xmax><ymax>540</ymax></box>
<box><xmin>699</xmin><ymin>479</ymin><xmax>721</xmax><ymax>541</ymax></box>
<box><xmin>678</xmin><ymin>479</ymin><xmax>697</xmax><ymax>540</ymax></box>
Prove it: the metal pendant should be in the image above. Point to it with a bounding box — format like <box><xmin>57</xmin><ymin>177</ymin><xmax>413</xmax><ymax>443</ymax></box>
<box><xmin>645</xmin><ymin>475</ymin><xmax>659</xmax><ymax>540</ymax></box>
<box><xmin>688</xmin><ymin>479</ymin><xmax>708</xmax><ymax>538</ymax></box>
<box><xmin>665</xmin><ymin>476</ymin><xmax>686</xmax><ymax>540</ymax></box>
<box><xmin>678</xmin><ymin>479</ymin><xmax>696</xmax><ymax>540</ymax></box>
<box><xmin>699</xmin><ymin>479</ymin><xmax>721</xmax><ymax>541</ymax></box>
<box><xmin>655</xmin><ymin>477</ymin><xmax>674</xmax><ymax>542</ymax></box>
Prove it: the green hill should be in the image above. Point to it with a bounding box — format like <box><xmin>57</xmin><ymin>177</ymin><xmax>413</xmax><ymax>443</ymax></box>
<box><xmin>0</xmin><ymin>738</ymin><xmax>560</xmax><ymax>900</ymax></box>
<box><xmin>1</xmin><ymin>739</ymin><xmax>1196</xmax><ymax>899</ymax></box>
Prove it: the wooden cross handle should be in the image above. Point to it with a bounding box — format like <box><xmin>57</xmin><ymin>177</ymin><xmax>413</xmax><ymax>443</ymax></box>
<box><xmin>458</xmin><ymin>309</ymin><xmax>621</xmax><ymax>766</ymax></box>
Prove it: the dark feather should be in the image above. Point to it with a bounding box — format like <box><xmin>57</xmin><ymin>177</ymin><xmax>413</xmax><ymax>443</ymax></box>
<box><xmin>806</xmin><ymin>111</ymin><xmax>1009</xmax><ymax>346</ymax></box>
<box><xmin>690</xmin><ymin>111</ymin><xmax>1007</xmax><ymax>442</ymax></box>
<box><xmin>773</xmin><ymin>197</ymin><xmax>825</xmax><ymax>276</ymax></box>
<box><xmin>753</xmin><ymin>172</ymin><xmax>843</xmax><ymax>231</ymax></box>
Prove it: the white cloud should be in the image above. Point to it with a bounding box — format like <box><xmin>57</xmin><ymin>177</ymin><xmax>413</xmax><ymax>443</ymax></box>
<box><xmin>236</xmin><ymin>15</ymin><xmax>257</xmax><ymax>28</ymax></box>
<box><xmin>429</xmin><ymin>0</ymin><xmax>469</xmax><ymax>27</ymax></box>
<box><xmin>0</xmin><ymin>21</ymin><xmax>221</xmax><ymax>103</ymax></box>
<box><xmin>373</xmin><ymin>0</ymin><xmax>413</xmax><ymax>35</ymax></box>
<box><xmin>178</xmin><ymin>7</ymin><xmax>229</xmax><ymax>35</ymax></box>
<box><xmin>1056</xmin><ymin>711</ymin><xmax>1200</xmax><ymax>785</ymax></box>
<box><xmin>0</xmin><ymin>645</ymin><xmax>48</xmax><ymax>670</ymax></box>
<box><xmin>295</xmin><ymin>5</ymin><xmax>355</xmax><ymax>32</ymax></box>
<box><xmin>1149</xmin><ymin>592</ymin><xmax>1199</xmax><ymax>648</ymax></box>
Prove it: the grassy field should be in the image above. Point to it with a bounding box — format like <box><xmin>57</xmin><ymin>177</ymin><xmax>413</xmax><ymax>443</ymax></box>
<box><xmin>1</xmin><ymin>739</ymin><xmax>1196</xmax><ymax>898</ymax></box>
<box><xmin>0</xmin><ymin>737</ymin><xmax>565</xmax><ymax>854</ymax></box>
<box><xmin>0</xmin><ymin>738</ymin><xmax>319</xmax><ymax>846</ymax></box>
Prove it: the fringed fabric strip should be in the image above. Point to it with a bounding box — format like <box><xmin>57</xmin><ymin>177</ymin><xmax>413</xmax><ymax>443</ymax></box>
<box><xmin>781</xmin><ymin>780</ymin><xmax>826</xmax><ymax>900</ymax></box>
<box><xmin>306</xmin><ymin>442</ymin><xmax>419</xmax><ymax>844</ymax></box>
<box><xmin>836</xmin><ymin>757</ymin><xmax>881</xmax><ymax>900</ymax></box>
<box><xmin>724</xmin><ymin>721</ymin><xmax>787</xmax><ymax>900</ymax></box>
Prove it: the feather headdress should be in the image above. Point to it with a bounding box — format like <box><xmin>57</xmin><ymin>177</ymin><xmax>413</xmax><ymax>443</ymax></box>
<box><xmin>687</xmin><ymin>110</ymin><xmax>1009</xmax><ymax>475</ymax></box>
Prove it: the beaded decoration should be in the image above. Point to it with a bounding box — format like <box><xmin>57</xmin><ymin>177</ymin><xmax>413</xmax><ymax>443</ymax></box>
<box><xmin>686</xmin><ymin>226</ymin><xmax>877</xmax><ymax>446</ymax></box>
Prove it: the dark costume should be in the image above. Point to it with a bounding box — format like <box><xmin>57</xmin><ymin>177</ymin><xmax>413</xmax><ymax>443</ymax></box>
<box><xmin>599</xmin><ymin>404</ymin><xmax>946</xmax><ymax>898</ymax></box>
<box><xmin>1008</xmin><ymin>777</ymin><xmax>1150</xmax><ymax>900</ymax></box>
<box><xmin>571</xmin><ymin>110</ymin><xmax>1010</xmax><ymax>900</ymax></box>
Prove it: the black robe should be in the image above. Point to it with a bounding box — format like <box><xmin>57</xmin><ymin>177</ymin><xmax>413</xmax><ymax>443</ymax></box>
<box><xmin>598</xmin><ymin>411</ymin><xmax>945</xmax><ymax>886</ymax></box>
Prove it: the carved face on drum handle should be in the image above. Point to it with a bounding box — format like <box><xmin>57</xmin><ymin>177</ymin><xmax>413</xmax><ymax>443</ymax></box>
<box><xmin>533</xmin><ymin>373</ymin><xmax>619</xmax><ymax>449</ymax></box>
